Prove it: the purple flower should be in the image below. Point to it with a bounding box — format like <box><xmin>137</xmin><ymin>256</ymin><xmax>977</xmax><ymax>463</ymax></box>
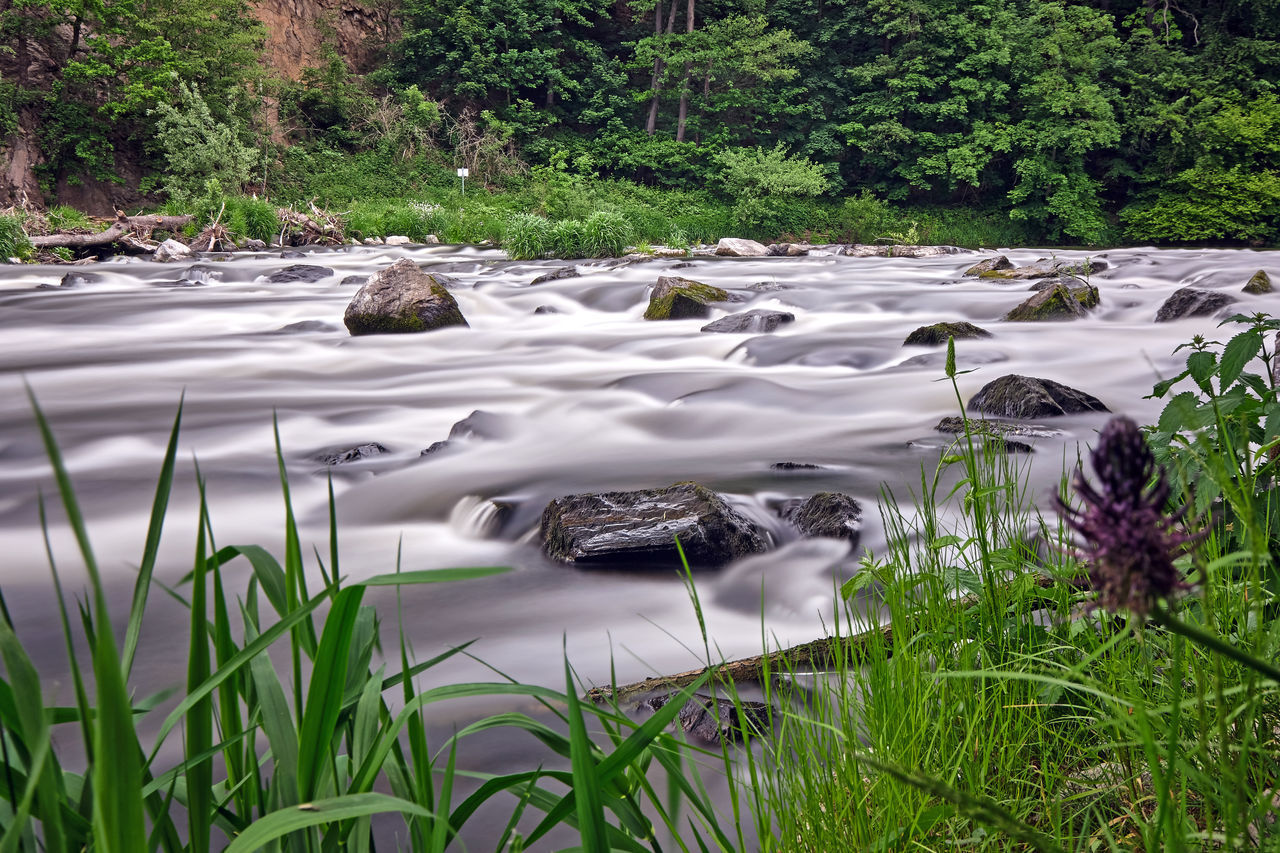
<box><xmin>1055</xmin><ymin>416</ymin><xmax>1195</xmax><ymax>615</ymax></box>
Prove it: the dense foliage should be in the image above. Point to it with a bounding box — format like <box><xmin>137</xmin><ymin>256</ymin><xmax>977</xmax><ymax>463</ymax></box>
<box><xmin>4</xmin><ymin>0</ymin><xmax>1280</xmax><ymax>244</ymax></box>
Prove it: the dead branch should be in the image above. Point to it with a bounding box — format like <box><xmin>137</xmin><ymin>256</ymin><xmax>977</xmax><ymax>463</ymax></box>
<box><xmin>30</xmin><ymin>214</ymin><xmax>194</xmax><ymax>248</ymax></box>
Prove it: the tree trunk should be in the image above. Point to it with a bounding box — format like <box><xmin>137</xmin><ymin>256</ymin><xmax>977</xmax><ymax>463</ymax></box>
<box><xmin>31</xmin><ymin>214</ymin><xmax>195</xmax><ymax>248</ymax></box>
<box><xmin>674</xmin><ymin>0</ymin><xmax>695</xmax><ymax>143</ymax></box>
<box><xmin>645</xmin><ymin>0</ymin><xmax>681</xmax><ymax>136</ymax></box>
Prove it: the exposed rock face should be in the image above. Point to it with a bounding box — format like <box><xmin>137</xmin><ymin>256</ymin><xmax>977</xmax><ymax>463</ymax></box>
<box><xmin>1004</xmin><ymin>281</ymin><xmax>1099</xmax><ymax>321</ymax></box>
<box><xmin>968</xmin><ymin>375</ymin><xmax>1110</xmax><ymax>419</ymax></box>
<box><xmin>419</xmin><ymin>410</ymin><xmax>511</xmax><ymax>457</ymax></box>
<box><xmin>312</xmin><ymin>443</ymin><xmax>389</xmax><ymax>465</ymax></box>
<box><xmin>252</xmin><ymin>0</ymin><xmax>393</xmax><ymax>81</ymax></box>
<box><xmin>345</xmin><ymin>258</ymin><xmax>468</xmax><ymax>335</ymax></box>
<box><xmin>963</xmin><ymin>255</ymin><xmax>1013</xmax><ymax>276</ymax></box>
<box><xmin>644</xmin><ymin>275</ymin><xmax>729</xmax><ymax>320</ymax></box>
<box><xmin>1243</xmin><ymin>270</ymin><xmax>1273</xmax><ymax>295</ymax></box>
<box><xmin>715</xmin><ymin>238</ymin><xmax>769</xmax><ymax>257</ymax></box>
<box><xmin>701</xmin><ymin>309</ymin><xmax>796</xmax><ymax>334</ymax></box>
<box><xmin>766</xmin><ymin>243</ymin><xmax>810</xmax><ymax>256</ymax></box>
<box><xmin>976</xmin><ymin>257</ymin><xmax>1108</xmax><ymax>280</ymax></box>
<box><xmin>903</xmin><ymin>321</ymin><xmax>992</xmax><ymax>345</ymax></box>
<box><xmin>266</xmin><ymin>264</ymin><xmax>335</xmax><ymax>283</ymax></box>
<box><xmin>531</xmin><ymin>266</ymin><xmax>579</xmax><ymax>284</ymax></box>
<box><xmin>781</xmin><ymin>492</ymin><xmax>862</xmax><ymax>545</ymax></box>
<box><xmin>540</xmin><ymin>482</ymin><xmax>769</xmax><ymax>568</ymax></box>
<box><xmin>1155</xmin><ymin>287</ymin><xmax>1237</xmax><ymax>322</ymax></box>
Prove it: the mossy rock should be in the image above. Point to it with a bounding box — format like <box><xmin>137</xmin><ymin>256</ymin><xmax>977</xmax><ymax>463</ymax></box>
<box><xmin>965</xmin><ymin>255</ymin><xmax>1013</xmax><ymax>276</ymax></box>
<box><xmin>903</xmin><ymin>321</ymin><xmax>993</xmax><ymax>346</ymax></box>
<box><xmin>644</xmin><ymin>275</ymin><xmax>729</xmax><ymax>320</ymax></box>
<box><xmin>1244</xmin><ymin>270</ymin><xmax>1273</xmax><ymax>295</ymax></box>
<box><xmin>967</xmin><ymin>375</ymin><xmax>1109</xmax><ymax>419</ymax></box>
<box><xmin>1004</xmin><ymin>281</ymin><xmax>1099</xmax><ymax>321</ymax></box>
<box><xmin>783</xmin><ymin>492</ymin><xmax>863</xmax><ymax>545</ymax></box>
<box><xmin>344</xmin><ymin>258</ymin><xmax>468</xmax><ymax>336</ymax></box>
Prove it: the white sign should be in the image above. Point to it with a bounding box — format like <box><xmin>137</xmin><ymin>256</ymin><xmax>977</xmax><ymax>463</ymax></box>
<box><xmin>457</xmin><ymin>168</ymin><xmax>469</xmax><ymax>177</ymax></box>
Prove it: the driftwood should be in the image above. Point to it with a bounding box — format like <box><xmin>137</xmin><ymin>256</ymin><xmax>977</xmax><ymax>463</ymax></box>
<box><xmin>31</xmin><ymin>214</ymin><xmax>194</xmax><ymax>248</ymax></box>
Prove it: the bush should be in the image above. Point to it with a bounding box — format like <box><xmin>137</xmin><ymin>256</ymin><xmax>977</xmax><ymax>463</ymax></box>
<box><xmin>581</xmin><ymin>210</ymin><xmax>631</xmax><ymax>258</ymax></box>
<box><xmin>222</xmin><ymin>195</ymin><xmax>280</xmax><ymax>242</ymax></box>
<box><xmin>503</xmin><ymin>213</ymin><xmax>552</xmax><ymax>259</ymax></box>
<box><xmin>547</xmin><ymin>218</ymin><xmax>583</xmax><ymax>258</ymax></box>
<box><xmin>715</xmin><ymin>144</ymin><xmax>830</xmax><ymax>235</ymax></box>
<box><xmin>151</xmin><ymin>81</ymin><xmax>260</xmax><ymax>203</ymax></box>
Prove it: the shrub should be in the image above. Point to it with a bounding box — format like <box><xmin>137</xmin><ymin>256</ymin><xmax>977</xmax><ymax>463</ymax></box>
<box><xmin>715</xmin><ymin>144</ymin><xmax>830</xmax><ymax>235</ymax></box>
<box><xmin>221</xmin><ymin>195</ymin><xmax>280</xmax><ymax>242</ymax></box>
<box><xmin>45</xmin><ymin>204</ymin><xmax>95</xmax><ymax>232</ymax></box>
<box><xmin>581</xmin><ymin>210</ymin><xmax>631</xmax><ymax>258</ymax></box>
<box><xmin>151</xmin><ymin>81</ymin><xmax>260</xmax><ymax>203</ymax></box>
<box><xmin>503</xmin><ymin>213</ymin><xmax>552</xmax><ymax>259</ymax></box>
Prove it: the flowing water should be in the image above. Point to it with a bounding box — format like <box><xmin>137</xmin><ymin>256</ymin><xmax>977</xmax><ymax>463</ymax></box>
<box><xmin>0</xmin><ymin>243</ymin><xmax>1272</xmax><ymax>751</ymax></box>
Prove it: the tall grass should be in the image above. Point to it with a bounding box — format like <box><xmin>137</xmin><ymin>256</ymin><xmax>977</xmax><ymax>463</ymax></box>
<box><xmin>0</xmin><ymin>396</ymin><xmax>737</xmax><ymax>851</ymax></box>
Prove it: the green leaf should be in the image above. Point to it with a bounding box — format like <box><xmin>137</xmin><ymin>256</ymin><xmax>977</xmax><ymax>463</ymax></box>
<box><xmin>1158</xmin><ymin>391</ymin><xmax>1201</xmax><ymax>434</ymax></box>
<box><xmin>1219</xmin><ymin>329</ymin><xmax>1263</xmax><ymax>389</ymax></box>
<box><xmin>224</xmin><ymin>794</ymin><xmax>433</xmax><ymax>853</ymax></box>
<box><xmin>1187</xmin><ymin>350</ymin><xmax>1218</xmax><ymax>394</ymax></box>
<box><xmin>357</xmin><ymin>566</ymin><xmax>512</xmax><ymax>587</ymax></box>
<box><xmin>1148</xmin><ymin>369</ymin><xmax>1190</xmax><ymax>399</ymax></box>
<box><xmin>563</xmin><ymin>657</ymin><xmax>610</xmax><ymax>853</ymax></box>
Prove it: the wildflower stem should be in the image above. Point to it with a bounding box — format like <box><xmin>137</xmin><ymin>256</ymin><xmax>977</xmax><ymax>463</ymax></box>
<box><xmin>1150</xmin><ymin>605</ymin><xmax>1280</xmax><ymax>685</ymax></box>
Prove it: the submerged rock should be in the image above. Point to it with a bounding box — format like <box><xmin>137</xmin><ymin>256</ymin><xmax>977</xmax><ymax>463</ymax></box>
<box><xmin>715</xmin><ymin>237</ymin><xmax>769</xmax><ymax>257</ymax></box>
<box><xmin>644</xmin><ymin>275</ymin><xmax>729</xmax><ymax>320</ymax></box>
<box><xmin>57</xmin><ymin>271</ymin><xmax>103</xmax><ymax>288</ymax></box>
<box><xmin>638</xmin><ymin>692</ymin><xmax>770</xmax><ymax>744</ymax></box>
<box><xmin>266</xmin><ymin>264</ymin><xmax>335</xmax><ymax>284</ymax></box>
<box><xmin>1004</xmin><ymin>281</ymin><xmax>1099</xmax><ymax>321</ymax></box>
<box><xmin>967</xmin><ymin>375</ymin><xmax>1109</xmax><ymax>419</ymax></box>
<box><xmin>843</xmin><ymin>244</ymin><xmax>964</xmax><ymax>258</ymax></box>
<box><xmin>1243</xmin><ymin>270</ymin><xmax>1273</xmax><ymax>295</ymax></box>
<box><xmin>312</xmin><ymin>443</ymin><xmax>389</xmax><ymax>466</ymax></box>
<box><xmin>273</xmin><ymin>320</ymin><xmax>339</xmax><ymax>334</ymax></box>
<box><xmin>977</xmin><ymin>257</ymin><xmax>1107</xmax><ymax>280</ymax></box>
<box><xmin>419</xmin><ymin>410</ymin><xmax>512</xmax><ymax>457</ymax></box>
<box><xmin>963</xmin><ymin>255</ymin><xmax>1013</xmax><ymax>276</ymax></box>
<box><xmin>770</xmin><ymin>461</ymin><xmax>827</xmax><ymax>471</ymax></box>
<box><xmin>903</xmin><ymin>321</ymin><xmax>992</xmax><ymax>345</ymax></box>
<box><xmin>540</xmin><ymin>482</ymin><xmax>769</xmax><ymax>568</ymax></box>
<box><xmin>1155</xmin><ymin>287</ymin><xmax>1237</xmax><ymax>322</ymax></box>
<box><xmin>701</xmin><ymin>309</ymin><xmax>796</xmax><ymax>334</ymax></box>
<box><xmin>780</xmin><ymin>492</ymin><xmax>862</xmax><ymax>545</ymax></box>
<box><xmin>934</xmin><ymin>416</ymin><xmax>1066</xmax><ymax>439</ymax></box>
<box><xmin>344</xmin><ymin>258</ymin><xmax>468</xmax><ymax>335</ymax></box>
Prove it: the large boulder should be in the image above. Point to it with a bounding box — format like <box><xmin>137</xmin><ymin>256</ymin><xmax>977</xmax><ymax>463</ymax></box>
<box><xmin>344</xmin><ymin>258</ymin><xmax>468</xmax><ymax>335</ymax></box>
<box><xmin>715</xmin><ymin>238</ymin><xmax>769</xmax><ymax>257</ymax></box>
<box><xmin>967</xmin><ymin>375</ymin><xmax>1109</xmax><ymax>419</ymax></box>
<box><xmin>1243</xmin><ymin>270</ymin><xmax>1273</xmax><ymax>295</ymax></box>
<box><xmin>701</xmin><ymin>309</ymin><xmax>796</xmax><ymax>334</ymax></box>
<box><xmin>903</xmin><ymin>321</ymin><xmax>992</xmax><ymax>346</ymax></box>
<box><xmin>644</xmin><ymin>275</ymin><xmax>730</xmax><ymax>320</ymax></box>
<box><xmin>780</xmin><ymin>492</ymin><xmax>862</xmax><ymax>545</ymax></box>
<box><xmin>541</xmin><ymin>482</ymin><xmax>769</xmax><ymax>568</ymax></box>
<box><xmin>1155</xmin><ymin>287</ymin><xmax>1237</xmax><ymax>322</ymax></box>
<box><xmin>1004</xmin><ymin>281</ymin><xmax>1099</xmax><ymax>321</ymax></box>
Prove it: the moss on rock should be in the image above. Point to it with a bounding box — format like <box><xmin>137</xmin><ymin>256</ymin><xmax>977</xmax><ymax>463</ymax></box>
<box><xmin>644</xmin><ymin>275</ymin><xmax>730</xmax><ymax>320</ymax></box>
<box><xmin>903</xmin><ymin>321</ymin><xmax>993</xmax><ymax>346</ymax></box>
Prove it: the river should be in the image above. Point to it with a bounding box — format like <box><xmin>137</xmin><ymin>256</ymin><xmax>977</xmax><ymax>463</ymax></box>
<box><xmin>0</xmin><ymin>243</ymin><xmax>1269</xmax><ymax>731</ymax></box>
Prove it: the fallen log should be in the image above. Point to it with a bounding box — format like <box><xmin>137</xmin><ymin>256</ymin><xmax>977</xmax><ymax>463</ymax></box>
<box><xmin>31</xmin><ymin>214</ymin><xmax>194</xmax><ymax>248</ymax></box>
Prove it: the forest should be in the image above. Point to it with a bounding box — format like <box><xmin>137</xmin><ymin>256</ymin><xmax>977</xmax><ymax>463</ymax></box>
<box><xmin>3</xmin><ymin>0</ymin><xmax>1280</xmax><ymax>244</ymax></box>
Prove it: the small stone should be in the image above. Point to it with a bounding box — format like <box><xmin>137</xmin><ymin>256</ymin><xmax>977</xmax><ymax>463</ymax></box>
<box><xmin>715</xmin><ymin>238</ymin><xmax>769</xmax><ymax>257</ymax></box>
<box><xmin>770</xmin><ymin>462</ymin><xmax>826</xmax><ymax>471</ymax></box>
<box><xmin>280</xmin><ymin>250</ymin><xmax>306</xmax><ymax>258</ymax></box>
<box><xmin>903</xmin><ymin>321</ymin><xmax>992</xmax><ymax>346</ymax></box>
<box><xmin>967</xmin><ymin>375</ymin><xmax>1109</xmax><ymax>419</ymax></box>
<box><xmin>154</xmin><ymin>239</ymin><xmax>192</xmax><ymax>261</ymax></box>
<box><xmin>701</xmin><ymin>309</ymin><xmax>795</xmax><ymax>334</ymax></box>
<box><xmin>384</xmin><ymin>235</ymin><xmax>411</xmax><ymax>245</ymax></box>
<box><xmin>240</xmin><ymin>238</ymin><xmax>267</xmax><ymax>250</ymax></box>
<box><xmin>530</xmin><ymin>266</ymin><xmax>579</xmax><ymax>284</ymax></box>
<box><xmin>266</xmin><ymin>264</ymin><xmax>335</xmax><ymax>283</ymax></box>
<box><xmin>934</xmin><ymin>416</ymin><xmax>1065</xmax><ymax>439</ymax></box>
<box><xmin>312</xmin><ymin>443</ymin><xmax>389</xmax><ymax>466</ymax></box>
<box><xmin>1243</xmin><ymin>270</ymin><xmax>1273</xmax><ymax>295</ymax></box>
<box><xmin>423</xmin><ymin>235</ymin><xmax>440</xmax><ymax>244</ymax></box>
<box><xmin>340</xmin><ymin>275</ymin><xmax>367</xmax><ymax>286</ymax></box>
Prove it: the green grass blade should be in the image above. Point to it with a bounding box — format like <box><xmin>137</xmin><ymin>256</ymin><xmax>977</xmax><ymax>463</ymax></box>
<box><xmin>357</xmin><ymin>566</ymin><xmax>513</xmax><ymax>587</ymax></box>
<box><xmin>26</xmin><ymin>386</ymin><xmax>148</xmax><ymax>853</ymax></box>
<box><xmin>185</xmin><ymin>485</ymin><xmax>213</xmax><ymax>853</ymax></box>
<box><xmin>563</xmin><ymin>657</ymin><xmax>610</xmax><ymax>853</ymax></box>
<box><xmin>211</xmin><ymin>545</ymin><xmax>289</xmax><ymax>617</ymax></box>
<box><xmin>0</xmin><ymin>618</ymin><xmax>64</xmax><ymax>853</ymax></box>
<box><xmin>296</xmin><ymin>585</ymin><xmax>365</xmax><ymax>801</ymax></box>
<box><xmin>122</xmin><ymin>399</ymin><xmax>183</xmax><ymax>677</ymax></box>
<box><xmin>429</xmin><ymin>737</ymin><xmax>457</xmax><ymax>853</ymax></box>
<box><xmin>245</xmin><ymin>614</ymin><xmax>300</xmax><ymax>808</ymax></box>
<box><xmin>224</xmin><ymin>793</ymin><xmax>433</xmax><ymax>853</ymax></box>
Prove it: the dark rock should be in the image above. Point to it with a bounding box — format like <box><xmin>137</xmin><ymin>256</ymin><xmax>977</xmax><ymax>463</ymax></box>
<box><xmin>767</xmin><ymin>243</ymin><xmax>809</xmax><ymax>257</ymax></box>
<box><xmin>266</xmin><ymin>264</ymin><xmax>335</xmax><ymax>283</ymax></box>
<box><xmin>420</xmin><ymin>440</ymin><xmax>452</xmax><ymax>457</ymax></box>
<box><xmin>770</xmin><ymin>461</ymin><xmax>826</xmax><ymax>471</ymax></box>
<box><xmin>273</xmin><ymin>320</ymin><xmax>338</xmax><ymax>334</ymax></box>
<box><xmin>1244</xmin><ymin>270</ymin><xmax>1273</xmax><ymax>295</ymax></box>
<box><xmin>669</xmin><ymin>261</ymin><xmax>696</xmax><ymax>270</ymax></box>
<box><xmin>340</xmin><ymin>275</ymin><xmax>367</xmax><ymax>287</ymax></box>
<box><xmin>934</xmin><ymin>416</ymin><xmax>1066</xmax><ymax>438</ymax></box>
<box><xmin>780</xmin><ymin>492</ymin><xmax>862</xmax><ymax>545</ymax></box>
<box><xmin>644</xmin><ymin>275</ymin><xmax>730</xmax><ymax>320</ymax></box>
<box><xmin>979</xmin><ymin>257</ymin><xmax>1106</xmax><ymax>280</ymax></box>
<box><xmin>533</xmin><ymin>305</ymin><xmax>560</xmax><ymax>314</ymax></box>
<box><xmin>1155</xmin><ymin>287</ymin><xmax>1237</xmax><ymax>322</ymax></box>
<box><xmin>747</xmin><ymin>281</ymin><xmax>793</xmax><ymax>293</ymax></box>
<box><xmin>701</xmin><ymin>309</ymin><xmax>796</xmax><ymax>334</ymax></box>
<box><xmin>1004</xmin><ymin>281</ymin><xmax>1099</xmax><ymax>321</ymax></box>
<box><xmin>903</xmin><ymin>321</ymin><xmax>992</xmax><ymax>346</ymax></box>
<box><xmin>181</xmin><ymin>264</ymin><xmax>223</xmax><ymax>283</ymax></box>
<box><xmin>963</xmin><ymin>255</ymin><xmax>1013</xmax><ymax>276</ymax></box>
<box><xmin>312</xmin><ymin>443</ymin><xmax>389</xmax><ymax>466</ymax></box>
<box><xmin>280</xmin><ymin>250</ymin><xmax>306</xmax><ymax>259</ymax></box>
<box><xmin>967</xmin><ymin>375</ymin><xmax>1110</xmax><ymax>419</ymax></box>
<box><xmin>448</xmin><ymin>410</ymin><xmax>509</xmax><ymax>440</ymax></box>
<box><xmin>540</xmin><ymin>482</ymin><xmax>769</xmax><ymax>567</ymax></box>
<box><xmin>344</xmin><ymin>258</ymin><xmax>468</xmax><ymax>335</ymax></box>
<box><xmin>59</xmin><ymin>271</ymin><xmax>102</xmax><ymax>288</ymax></box>
<box><xmin>531</xmin><ymin>266</ymin><xmax>579</xmax><ymax>285</ymax></box>
<box><xmin>638</xmin><ymin>692</ymin><xmax>770</xmax><ymax>744</ymax></box>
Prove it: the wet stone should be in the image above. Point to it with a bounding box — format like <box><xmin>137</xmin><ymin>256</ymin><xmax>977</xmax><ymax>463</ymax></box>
<box><xmin>1243</xmin><ymin>270</ymin><xmax>1273</xmax><ymax>295</ymax></box>
<box><xmin>312</xmin><ymin>443</ymin><xmax>389</xmax><ymax>466</ymax></box>
<box><xmin>903</xmin><ymin>321</ymin><xmax>992</xmax><ymax>346</ymax></box>
<box><xmin>967</xmin><ymin>375</ymin><xmax>1109</xmax><ymax>419</ymax></box>
<box><xmin>638</xmin><ymin>692</ymin><xmax>771</xmax><ymax>744</ymax></box>
<box><xmin>779</xmin><ymin>492</ymin><xmax>862</xmax><ymax>545</ymax></box>
<box><xmin>530</xmin><ymin>266</ymin><xmax>579</xmax><ymax>285</ymax></box>
<box><xmin>266</xmin><ymin>264</ymin><xmax>335</xmax><ymax>283</ymax></box>
<box><xmin>1155</xmin><ymin>287</ymin><xmax>1237</xmax><ymax>322</ymax></box>
<box><xmin>701</xmin><ymin>309</ymin><xmax>796</xmax><ymax>334</ymax></box>
<box><xmin>770</xmin><ymin>461</ymin><xmax>827</xmax><ymax>471</ymax></box>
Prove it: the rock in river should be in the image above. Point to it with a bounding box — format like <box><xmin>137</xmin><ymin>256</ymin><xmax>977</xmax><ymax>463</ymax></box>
<box><xmin>968</xmin><ymin>375</ymin><xmax>1109</xmax><ymax>419</ymax></box>
<box><xmin>266</xmin><ymin>264</ymin><xmax>335</xmax><ymax>283</ymax></box>
<box><xmin>903</xmin><ymin>321</ymin><xmax>992</xmax><ymax>345</ymax></box>
<box><xmin>715</xmin><ymin>237</ymin><xmax>769</xmax><ymax>257</ymax></box>
<box><xmin>780</xmin><ymin>492</ymin><xmax>863</xmax><ymax>545</ymax></box>
<box><xmin>701</xmin><ymin>309</ymin><xmax>795</xmax><ymax>333</ymax></box>
<box><xmin>541</xmin><ymin>482</ymin><xmax>768</xmax><ymax>568</ymax></box>
<box><xmin>1004</xmin><ymin>280</ymin><xmax>1099</xmax><ymax>321</ymax></box>
<box><xmin>1243</xmin><ymin>270</ymin><xmax>1273</xmax><ymax>295</ymax></box>
<box><xmin>1155</xmin><ymin>287</ymin><xmax>1237</xmax><ymax>322</ymax></box>
<box><xmin>644</xmin><ymin>275</ymin><xmax>729</xmax><ymax>320</ymax></box>
<box><xmin>344</xmin><ymin>258</ymin><xmax>468</xmax><ymax>336</ymax></box>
